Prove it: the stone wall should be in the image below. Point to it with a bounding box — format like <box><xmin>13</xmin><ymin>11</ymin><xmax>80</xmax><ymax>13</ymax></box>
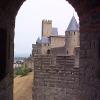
<box><xmin>79</xmin><ymin>2</ymin><xmax>100</xmax><ymax>100</ymax></box>
<box><xmin>33</xmin><ymin>55</ymin><xmax>80</xmax><ymax>100</ymax></box>
<box><xmin>65</xmin><ymin>31</ymin><xmax>80</xmax><ymax>56</ymax></box>
<box><xmin>0</xmin><ymin>8</ymin><xmax>15</xmax><ymax>100</ymax></box>
<box><xmin>0</xmin><ymin>0</ymin><xmax>25</xmax><ymax>99</ymax></box>
<box><xmin>74</xmin><ymin>47</ymin><xmax>80</xmax><ymax>68</ymax></box>
<box><xmin>50</xmin><ymin>36</ymin><xmax>65</xmax><ymax>48</ymax></box>
<box><xmin>0</xmin><ymin>0</ymin><xmax>99</xmax><ymax>100</ymax></box>
<box><xmin>51</xmin><ymin>47</ymin><xmax>66</xmax><ymax>56</ymax></box>
<box><xmin>80</xmin><ymin>33</ymin><xmax>100</xmax><ymax>100</ymax></box>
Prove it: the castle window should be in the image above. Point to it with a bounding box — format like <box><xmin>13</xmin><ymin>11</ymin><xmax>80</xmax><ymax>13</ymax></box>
<box><xmin>74</xmin><ymin>32</ymin><xmax>75</xmax><ymax>35</ymax></box>
<box><xmin>47</xmin><ymin>50</ymin><xmax>50</xmax><ymax>54</ymax></box>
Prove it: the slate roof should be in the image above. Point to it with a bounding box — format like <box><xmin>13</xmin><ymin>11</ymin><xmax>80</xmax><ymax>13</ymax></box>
<box><xmin>67</xmin><ymin>16</ymin><xmax>79</xmax><ymax>32</ymax></box>
<box><xmin>40</xmin><ymin>36</ymin><xmax>49</xmax><ymax>44</ymax></box>
<box><xmin>36</xmin><ymin>37</ymin><xmax>41</xmax><ymax>43</ymax></box>
<box><xmin>52</xmin><ymin>27</ymin><xmax>58</xmax><ymax>36</ymax></box>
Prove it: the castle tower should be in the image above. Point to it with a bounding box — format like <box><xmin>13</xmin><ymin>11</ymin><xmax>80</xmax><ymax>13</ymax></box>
<box><xmin>42</xmin><ymin>20</ymin><xmax>52</xmax><ymax>37</ymax></box>
<box><xmin>65</xmin><ymin>16</ymin><xmax>80</xmax><ymax>56</ymax></box>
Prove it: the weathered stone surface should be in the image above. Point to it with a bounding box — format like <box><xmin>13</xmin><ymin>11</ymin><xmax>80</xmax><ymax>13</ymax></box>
<box><xmin>33</xmin><ymin>55</ymin><xmax>80</xmax><ymax>100</ymax></box>
<box><xmin>0</xmin><ymin>0</ymin><xmax>25</xmax><ymax>99</ymax></box>
<box><xmin>0</xmin><ymin>0</ymin><xmax>100</xmax><ymax>100</ymax></box>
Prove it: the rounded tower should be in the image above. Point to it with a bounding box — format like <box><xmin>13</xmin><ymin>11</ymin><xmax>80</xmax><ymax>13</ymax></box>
<box><xmin>65</xmin><ymin>16</ymin><xmax>80</xmax><ymax>56</ymax></box>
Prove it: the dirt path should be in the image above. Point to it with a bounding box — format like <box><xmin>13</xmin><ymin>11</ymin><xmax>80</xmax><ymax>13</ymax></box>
<box><xmin>14</xmin><ymin>72</ymin><xmax>33</xmax><ymax>100</ymax></box>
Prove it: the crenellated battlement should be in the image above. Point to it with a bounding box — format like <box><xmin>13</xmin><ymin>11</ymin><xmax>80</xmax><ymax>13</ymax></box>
<box><xmin>42</xmin><ymin>19</ymin><xmax>52</xmax><ymax>24</ymax></box>
<box><xmin>42</xmin><ymin>19</ymin><xmax>52</xmax><ymax>37</ymax></box>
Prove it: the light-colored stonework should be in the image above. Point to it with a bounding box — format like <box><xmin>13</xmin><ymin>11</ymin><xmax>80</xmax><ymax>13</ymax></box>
<box><xmin>65</xmin><ymin>16</ymin><xmax>80</xmax><ymax>56</ymax></box>
<box><xmin>32</xmin><ymin>20</ymin><xmax>65</xmax><ymax>55</ymax></box>
<box><xmin>32</xmin><ymin>16</ymin><xmax>80</xmax><ymax>56</ymax></box>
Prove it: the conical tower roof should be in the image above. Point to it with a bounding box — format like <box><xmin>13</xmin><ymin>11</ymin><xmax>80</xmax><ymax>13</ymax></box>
<box><xmin>36</xmin><ymin>37</ymin><xmax>41</xmax><ymax>43</ymax></box>
<box><xmin>67</xmin><ymin>16</ymin><xmax>79</xmax><ymax>32</ymax></box>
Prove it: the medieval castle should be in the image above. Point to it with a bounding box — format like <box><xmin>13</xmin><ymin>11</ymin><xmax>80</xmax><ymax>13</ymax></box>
<box><xmin>0</xmin><ymin>1</ymin><xmax>99</xmax><ymax>100</ymax></box>
<box><xmin>32</xmin><ymin>15</ymin><xmax>80</xmax><ymax>100</ymax></box>
<box><xmin>32</xmin><ymin>15</ymin><xmax>80</xmax><ymax>58</ymax></box>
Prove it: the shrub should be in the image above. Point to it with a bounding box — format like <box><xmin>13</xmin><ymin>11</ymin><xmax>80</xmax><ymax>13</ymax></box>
<box><xmin>15</xmin><ymin>64</ymin><xmax>30</xmax><ymax>76</ymax></box>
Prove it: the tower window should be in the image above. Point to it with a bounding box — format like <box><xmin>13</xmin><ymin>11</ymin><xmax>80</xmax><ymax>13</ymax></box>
<box><xmin>47</xmin><ymin>50</ymin><xmax>50</xmax><ymax>54</ymax></box>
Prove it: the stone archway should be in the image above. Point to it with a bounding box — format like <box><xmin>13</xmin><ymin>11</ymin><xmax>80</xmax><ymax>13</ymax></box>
<box><xmin>70</xmin><ymin>1</ymin><xmax>100</xmax><ymax>100</ymax></box>
<box><xmin>0</xmin><ymin>0</ymin><xmax>100</xmax><ymax>100</ymax></box>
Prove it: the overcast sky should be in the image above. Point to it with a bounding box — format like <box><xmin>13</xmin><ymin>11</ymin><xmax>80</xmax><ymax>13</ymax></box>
<box><xmin>14</xmin><ymin>0</ymin><xmax>79</xmax><ymax>57</ymax></box>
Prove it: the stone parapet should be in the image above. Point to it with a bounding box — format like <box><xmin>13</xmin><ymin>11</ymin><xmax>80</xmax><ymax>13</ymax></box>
<box><xmin>33</xmin><ymin>55</ymin><xmax>80</xmax><ymax>100</ymax></box>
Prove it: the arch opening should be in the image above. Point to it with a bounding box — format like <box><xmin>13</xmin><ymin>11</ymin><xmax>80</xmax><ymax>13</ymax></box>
<box><xmin>14</xmin><ymin>0</ymin><xmax>79</xmax><ymax>100</ymax></box>
<box><xmin>0</xmin><ymin>0</ymin><xmax>100</xmax><ymax>100</ymax></box>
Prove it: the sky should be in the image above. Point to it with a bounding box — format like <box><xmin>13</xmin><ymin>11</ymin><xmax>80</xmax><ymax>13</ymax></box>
<box><xmin>14</xmin><ymin>0</ymin><xmax>79</xmax><ymax>57</ymax></box>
